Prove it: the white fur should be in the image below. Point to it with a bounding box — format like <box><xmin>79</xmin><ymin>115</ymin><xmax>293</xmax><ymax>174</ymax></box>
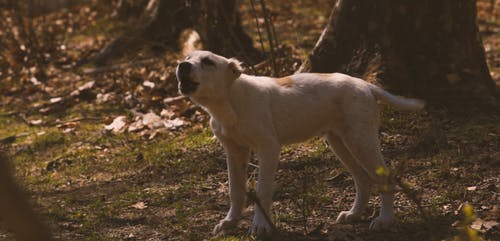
<box><xmin>176</xmin><ymin>51</ymin><xmax>425</xmax><ymax>235</ymax></box>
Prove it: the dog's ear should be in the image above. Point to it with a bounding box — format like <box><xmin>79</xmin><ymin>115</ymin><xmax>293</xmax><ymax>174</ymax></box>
<box><xmin>228</xmin><ymin>58</ymin><xmax>243</xmax><ymax>78</ymax></box>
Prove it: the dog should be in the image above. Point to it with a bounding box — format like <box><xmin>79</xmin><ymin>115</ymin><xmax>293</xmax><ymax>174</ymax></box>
<box><xmin>175</xmin><ymin>50</ymin><xmax>425</xmax><ymax>235</ymax></box>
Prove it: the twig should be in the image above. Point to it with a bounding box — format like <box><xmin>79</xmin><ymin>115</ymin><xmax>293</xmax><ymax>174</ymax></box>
<box><xmin>268</xmin><ymin>9</ymin><xmax>280</xmax><ymax>52</ymax></box>
<box><xmin>249</xmin><ymin>0</ymin><xmax>266</xmax><ymax>54</ymax></box>
<box><xmin>300</xmin><ymin>176</ymin><xmax>309</xmax><ymax>234</ymax></box>
<box><xmin>248</xmin><ymin>162</ymin><xmax>259</xmax><ymax>169</ymax></box>
<box><xmin>393</xmin><ymin>176</ymin><xmax>429</xmax><ymax>220</ymax></box>
<box><xmin>259</xmin><ymin>0</ymin><xmax>278</xmax><ymax>76</ymax></box>
<box><xmin>0</xmin><ymin>111</ymin><xmax>20</xmax><ymax>117</ymax></box>
<box><xmin>252</xmin><ymin>59</ymin><xmax>269</xmax><ymax>70</ymax></box>
<box><xmin>324</xmin><ymin>171</ymin><xmax>346</xmax><ymax>182</ymax></box>
<box><xmin>55</xmin><ymin>116</ymin><xmax>102</xmax><ymax>124</ymax></box>
<box><xmin>163</xmin><ymin>95</ymin><xmax>188</xmax><ymax>104</ymax></box>
<box><xmin>391</xmin><ymin>159</ymin><xmax>430</xmax><ymax>220</ymax></box>
<box><xmin>82</xmin><ymin>58</ymin><xmax>156</xmax><ymax>75</ymax></box>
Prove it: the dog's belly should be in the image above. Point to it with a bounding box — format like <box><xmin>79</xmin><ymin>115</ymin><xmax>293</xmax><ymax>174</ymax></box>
<box><xmin>270</xmin><ymin>83</ymin><xmax>345</xmax><ymax>144</ymax></box>
<box><xmin>271</xmin><ymin>104</ymin><xmax>340</xmax><ymax>144</ymax></box>
<box><xmin>277</xmin><ymin>126</ymin><xmax>329</xmax><ymax>144</ymax></box>
<box><xmin>273</xmin><ymin>115</ymin><xmax>335</xmax><ymax>144</ymax></box>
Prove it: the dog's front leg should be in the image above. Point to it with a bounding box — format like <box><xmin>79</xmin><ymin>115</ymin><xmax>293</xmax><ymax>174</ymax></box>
<box><xmin>251</xmin><ymin>144</ymin><xmax>280</xmax><ymax>235</ymax></box>
<box><xmin>213</xmin><ymin>140</ymin><xmax>250</xmax><ymax>234</ymax></box>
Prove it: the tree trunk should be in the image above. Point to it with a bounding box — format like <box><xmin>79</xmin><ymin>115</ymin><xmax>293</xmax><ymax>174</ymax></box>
<box><xmin>196</xmin><ymin>0</ymin><xmax>262</xmax><ymax>61</ymax></box>
<box><xmin>94</xmin><ymin>0</ymin><xmax>261</xmax><ymax>65</ymax></box>
<box><xmin>112</xmin><ymin>0</ymin><xmax>149</xmax><ymax>20</ymax></box>
<box><xmin>299</xmin><ymin>0</ymin><xmax>495</xmax><ymax>102</ymax></box>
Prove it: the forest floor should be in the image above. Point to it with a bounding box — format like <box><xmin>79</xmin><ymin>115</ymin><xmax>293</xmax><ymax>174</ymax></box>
<box><xmin>0</xmin><ymin>0</ymin><xmax>499</xmax><ymax>240</ymax></box>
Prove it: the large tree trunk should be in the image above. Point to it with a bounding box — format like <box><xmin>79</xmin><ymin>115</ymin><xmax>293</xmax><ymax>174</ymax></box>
<box><xmin>94</xmin><ymin>0</ymin><xmax>261</xmax><ymax>65</ymax></box>
<box><xmin>197</xmin><ymin>0</ymin><xmax>261</xmax><ymax>61</ymax></box>
<box><xmin>299</xmin><ymin>0</ymin><xmax>495</xmax><ymax>102</ymax></box>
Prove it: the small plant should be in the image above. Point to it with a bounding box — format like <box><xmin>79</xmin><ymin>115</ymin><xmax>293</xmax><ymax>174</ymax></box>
<box><xmin>450</xmin><ymin>204</ymin><xmax>482</xmax><ymax>241</ymax></box>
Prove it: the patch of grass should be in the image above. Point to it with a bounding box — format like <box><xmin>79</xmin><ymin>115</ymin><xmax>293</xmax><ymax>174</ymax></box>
<box><xmin>3</xmin><ymin>98</ymin><xmax>498</xmax><ymax>241</ymax></box>
<box><xmin>32</xmin><ymin>130</ymin><xmax>66</xmax><ymax>151</ymax></box>
<box><xmin>210</xmin><ymin>236</ymin><xmax>249</xmax><ymax>241</ymax></box>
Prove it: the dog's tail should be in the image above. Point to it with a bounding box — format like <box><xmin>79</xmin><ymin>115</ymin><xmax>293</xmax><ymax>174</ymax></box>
<box><xmin>367</xmin><ymin>83</ymin><xmax>425</xmax><ymax>111</ymax></box>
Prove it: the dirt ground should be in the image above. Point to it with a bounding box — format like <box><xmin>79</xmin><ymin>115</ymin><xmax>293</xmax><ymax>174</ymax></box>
<box><xmin>0</xmin><ymin>0</ymin><xmax>499</xmax><ymax>240</ymax></box>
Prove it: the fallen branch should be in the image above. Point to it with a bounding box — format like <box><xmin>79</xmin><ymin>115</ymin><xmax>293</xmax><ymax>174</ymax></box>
<box><xmin>163</xmin><ymin>95</ymin><xmax>188</xmax><ymax>104</ymax></box>
<box><xmin>82</xmin><ymin>58</ymin><xmax>157</xmax><ymax>75</ymax></box>
<box><xmin>25</xmin><ymin>81</ymin><xmax>96</xmax><ymax>115</ymax></box>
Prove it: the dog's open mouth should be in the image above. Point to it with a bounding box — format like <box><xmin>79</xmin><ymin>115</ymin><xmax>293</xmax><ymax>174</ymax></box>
<box><xmin>177</xmin><ymin>75</ymin><xmax>199</xmax><ymax>95</ymax></box>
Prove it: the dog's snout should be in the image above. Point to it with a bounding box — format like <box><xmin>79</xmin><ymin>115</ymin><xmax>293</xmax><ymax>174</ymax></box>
<box><xmin>176</xmin><ymin>61</ymin><xmax>198</xmax><ymax>95</ymax></box>
<box><xmin>178</xmin><ymin>62</ymin><xmax>192</xmax><ymax>75</ymax></box>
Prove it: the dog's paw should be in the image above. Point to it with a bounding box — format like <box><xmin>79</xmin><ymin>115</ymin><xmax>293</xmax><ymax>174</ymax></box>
<box><xmin>369</xmin><ymin>216</ymin><xmax>395</xmax><ymax>230</ymax></box>
<box><xmin>213</xmin><ymin>218</ymin><xmax>237</xmax><ymax>234</ymax></box>
<box><xmin>336</xmin><ymin>210</ymin><xmax>361</xmax><ymax>224</ymax></box>
<box><xmin>250</xmin><ymin>219</ymin><xmax>273</xmax><ymax>236</ymax></box>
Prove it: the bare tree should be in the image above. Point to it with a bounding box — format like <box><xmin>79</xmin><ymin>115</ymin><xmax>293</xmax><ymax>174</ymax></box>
<box><xmin>299</xmin><ymin>0</ymin><xmax>495</xmax><ymax>102</ymax></box>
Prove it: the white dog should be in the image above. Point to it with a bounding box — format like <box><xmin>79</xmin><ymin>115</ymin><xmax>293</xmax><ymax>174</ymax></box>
<box><xmin>176</xmin><ymin>51</ymin><xmax>425</xmax><ymax>235</ymax></box>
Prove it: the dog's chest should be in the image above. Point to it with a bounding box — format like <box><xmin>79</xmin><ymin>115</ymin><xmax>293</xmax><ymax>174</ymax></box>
<box><xmin>211</xmin><ymin>119</ymin><xmax>256</xmax><ymax>148</ymax></box>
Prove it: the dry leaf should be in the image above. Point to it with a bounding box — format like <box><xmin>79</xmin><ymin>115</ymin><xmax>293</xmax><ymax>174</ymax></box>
<box><xmin>164</xmin><ymin>208</ymin><xmax>176</xmax><ymax>218</ymax></box>
<box><xmin>50</xmin><ymin>97</ymin><xmax>62</xmax><ymax>103</ymax></box>
<box><xmin>78</xmin><ymin>81</ymin><xmax>95</xmax><ymax>91</ymax></box>
<box><xmin>62</xmin><ymin>128</ymin><xmax>74</xmax><ymax>133</ymax></box>
<box><xmin>143</xmin><ymin>80</ymin><xmax>155</xmax><ymax>89</ymax></box>
<box><xmin>57</xmin><ymin>121</ymin><xmax>78</xmax><ymax>128</ymax></box>
<box><xmin>142</xmin><ymin>112</ymin><xmax>163</xmax><ymax>129</ymax></box>
<box><xmin>30</xmin><ymin>77</ymin><xmax>41</xmax><ymax>85</ymax></box>
<box><xmin>160</xmin><ymin>109</ymin><xmax>175</xmax><ymax>119</ymax></box>
<box><xmin>128</xmin><ymin>119</ymin><xmax>145</xmax><ymax>132</ymax></box>
<box><xmin>467</xmin><ymin>186</ymin><xmax>477</xmax><ymax>191</ymax></box>
<box><xmin>104</xmin><ymin>116</ymin><xmax>127</xmax><ymax>133</ymax></box>
<box><xmin>470</xmin><ymin>218</ymin><xmax>499</xmax><ymax>232</ymax></box>
<box><xmin>131</xmin><ymin>201</ymin><xmax>147</xmax><ymax>210</ymax></box>
<box><xmin>96</xmin><ymin>92</ymin><xmax>115</xmax><ymax>104</ymax></box>
<box><xmin>164</xmin><ymin>118</ymin><xmax>184</xmax><ymax>130</ymax></box>
<box><xmin>30</xmin><ymin>119</ymin><xmax>43</xmax><ymax>125</ymax></box>
<box><xmin>148</xmin><ymin>130</ymin><xmax>159</xmax><ymax>140</ymax></box>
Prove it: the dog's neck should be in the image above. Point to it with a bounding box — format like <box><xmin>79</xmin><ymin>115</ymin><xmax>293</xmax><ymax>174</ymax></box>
<box><xmin>192</xmin><ymin>97</ymin><xmax>238</xmax><ymax>127</ymax></box>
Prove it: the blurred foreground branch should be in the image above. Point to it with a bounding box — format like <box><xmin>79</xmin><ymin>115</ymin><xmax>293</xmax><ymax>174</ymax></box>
<box><xmin>0</xmin><ymin>151</ymin><xmax>52</xmax><ymax>241</ymax></box>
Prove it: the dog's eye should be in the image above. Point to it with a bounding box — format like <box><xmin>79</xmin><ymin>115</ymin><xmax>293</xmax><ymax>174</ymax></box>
<box><xmin>201</xmin><ymin>57</ymin><xmax>215</xmax><ymax>67</ymax></box>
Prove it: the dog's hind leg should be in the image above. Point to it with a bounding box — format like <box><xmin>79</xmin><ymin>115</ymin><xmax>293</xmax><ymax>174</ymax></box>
<box><xmin>213</xmin><ymin>140</ymin><xmax>250</xmax><ymax>234</ymax></box>
<box><xmin>339</xmin><ymin>128</ymin><xmax>396</xmax><ymax>230</ymax></box>
<box><xmin>325</xmin><ymin>133</ymin><xmax>372</xmax><ymax>224</ymax></box>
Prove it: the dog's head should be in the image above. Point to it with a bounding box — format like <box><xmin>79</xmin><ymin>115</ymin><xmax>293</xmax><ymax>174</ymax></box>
<box><xmin>176</xmin><ymin>51</ymin><xmax>242</xmax><ymax>99</ymax></box>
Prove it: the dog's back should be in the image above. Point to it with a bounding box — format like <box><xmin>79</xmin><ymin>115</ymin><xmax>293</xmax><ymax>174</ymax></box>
<box><xmin>231</xmin><ymin>73</ymin><xmax>379</xmax><ymax>144</ymax></box>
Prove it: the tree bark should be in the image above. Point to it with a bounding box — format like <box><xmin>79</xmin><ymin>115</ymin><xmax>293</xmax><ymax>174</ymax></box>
<box><xmin>94</xmin><ymin>0</ymin><xmax>261</xmax><ymax>65</ymax></box>
<box><xmin>196</xmin><ymin>0</ymin><xmax>262</xmax><ymax>61</ymax></box>
<box><xmin>299</xmin><ymin>0</ymin><xmax>495</xmax><ymax>102</ymax></box>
